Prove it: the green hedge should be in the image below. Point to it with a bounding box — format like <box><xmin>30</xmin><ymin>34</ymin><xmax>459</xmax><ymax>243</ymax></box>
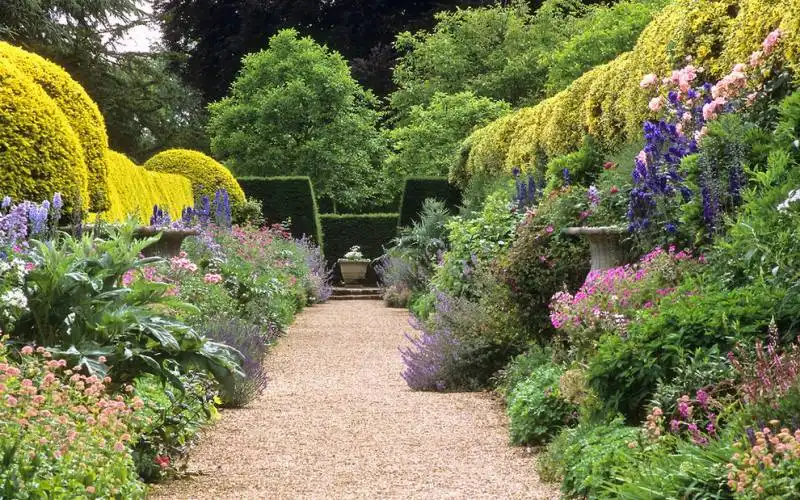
<box><xmin>398</xmin><ymin>177</ymin><xmax>461</xmax><ymax>226</ymax></box>
<box><xmin>320</xmin><ymin>213</ymin><xmax>399</xmax><ymax>264</ymax></box>
<box><xmin>237</xmin><ymin>176</ymin><xmax>322</xmax><ymax>244</ymax></box>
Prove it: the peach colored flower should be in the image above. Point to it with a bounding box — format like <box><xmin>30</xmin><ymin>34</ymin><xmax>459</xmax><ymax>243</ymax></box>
<box><xmin>20</xmin><ymin>346</ymin><xmax>33</xmax><ymax>355</ymax></box>
<box><xmin>750</xmin><ymin>50</ymin><xmax>763</xmax><ymax>67</ymax></box>
<box><xmin>5</xmin><ymin>395</ymin><xmax>18</xmax><ymax>407</ymax></box>
<box><xmin>113</xmin><ymin>441</ymin><xmax>125</xmax><ymax>452</ymax></box>
<box><xmin>86</xmin><ymin>486</ymin><xmax>96</xmax><ymax>494</ymax></box>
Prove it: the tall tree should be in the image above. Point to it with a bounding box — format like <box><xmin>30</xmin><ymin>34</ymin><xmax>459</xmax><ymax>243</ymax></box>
<box><xmin>207</xmin><ymin>29</ymin><xmax>389</xmax><ymax>211</ymax></box>
<box><xmin>155</xmin><ymin>0</ymin><xmax>505</xmax><ymax>102</ymax></box>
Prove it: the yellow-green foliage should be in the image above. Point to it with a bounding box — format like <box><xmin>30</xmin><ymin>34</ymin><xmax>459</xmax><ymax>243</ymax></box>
<box><xmin>144</xmin><ymin>149</ymin><xmax>246</xmax><ymax>206</ymax></box>
<box><xmin>456</xmin><ymin>0</ymin><xmax>800</xmax><ymax>186</ymax></box>
<box><xmin>100</xmin><ymin>151</ymin><xmax>194</xmax><ymax>223</ymax></box>
<box><xmin>0</xmin><ymin>57</ymin><xmax>88</xmax><ymax>211</ymax></box>
<box><xmin>0</xmin><ymin>42</ymin><xmax>110</xmax><ymax>211</ymax></box>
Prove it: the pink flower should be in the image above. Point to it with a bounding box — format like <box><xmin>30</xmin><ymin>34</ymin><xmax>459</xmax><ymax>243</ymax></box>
<box><xmin>113</xmin><ymin>441</ymin><xmax>125</xmax><ymax>452</ymax></box>
<box><xmin>749</xmin><ymin>50</ymin><xmax>763</xmax><ymax>67</ymax></box>
<box><xmin>746</xmin><ymin>92</ymin><xmax>758</xmax><ymax>107</ymax></box>
<box><xmin>637</xmin><ymin>150</ymin><xmax>648</xmax><ymax>165</ymax></box>
<box><xmin>649</xmin><ymin>96</ymin><xmax>664</xmax><ymax>112</ymax></box>
<box><xmin>121</xmin><ymin>269</ymin><xmax>136</xmax><ymax>287</ymax></box>
<box><xmin>682</xmin><ymin>112</ymin><xmax>692</xmax><ymax>122</ymax></box>
<box><xmin>20</xmin><ymin>346</ymin><xmax>33</xmax><ymax>356</ymax></box>
<box><xmin>5</xmin><ymin>395</ymin><xmax>17</xmax><ymax>407</ymax></box>
<box><xmin>732</xmin><ymin>63</ymin><xmax>746</xmax><ymax>73</ymax></box>
<box><xmin>639</xmin><ymin>73</ymin><xmax>658</xmax><ymax>88</ymax></box>
<box><xmin>762</xmin><ymin>28</ymin><xmax>782</xmax><ymax>56</ymax></box>
<box><xmin>545</xmin><ymin>225</ymin><xmax>554</xmax><ymax>234</ymax></box>
<box><xmin>203</xmin><ymin>273</ymin><xmax>223</xmax><ymax>284</ymax></box>
<box><xmin>676</xmin><ymin>123</ymin><xmax>684</xmax><ymax>136</ymax></box>
<box><xmin>155</xmin><ymin>455</ymin><xmax>171</xmax><ymax>469</ymax></box>
<box><xmin>98</xmin><ymin>356</ymin><xmax>107</xmax><ymax>364</ymax></box>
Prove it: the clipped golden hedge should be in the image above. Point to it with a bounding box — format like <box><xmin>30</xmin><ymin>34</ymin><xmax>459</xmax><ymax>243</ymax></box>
<box><xmin>0</xmin><ymin>57</ymin><xmax>88</xmax><ymax>211</ymax></box>
<box><xmin>455</xmin><ymin>0</ymin><xmax>800</xmax><ymax>186</ymax></box>
<box><xmin>144</xmin><ymin>149</ymin><xmax>246</xmax><ymax>206</ymax></box>
<box><xmin>99</xmin><ymin>151</ymin><xmax>194</xmax><ymax>223</ymax></box>
<box><xmin>0</xmin><ymin>42</ymin><xmax>110</xmax><ymax>211</ymax></box>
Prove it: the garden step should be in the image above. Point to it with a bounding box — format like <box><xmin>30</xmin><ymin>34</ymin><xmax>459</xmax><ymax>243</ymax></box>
<box><xmin>329</xmin><ymin>293</ymin><xmax>382</xmax><ymax>301</ymax></box>
<box><xmin>332</xmin><ymin>287</ymin><xmax>382</xmax><ymax>296</ymax></box>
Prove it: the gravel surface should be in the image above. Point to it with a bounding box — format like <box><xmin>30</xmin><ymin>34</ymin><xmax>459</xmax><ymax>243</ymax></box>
<box><xmin>150</xmin><ymin>300</ymin><xmax>557</xmax><ymax>499</ymax></box>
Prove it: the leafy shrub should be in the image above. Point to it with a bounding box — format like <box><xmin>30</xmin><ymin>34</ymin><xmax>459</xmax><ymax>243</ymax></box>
<box><xmin>605</xmin><ymin>433</ymin><xmax>734</xmax><ymax>499</ymax></box>
<box><xmin>0</xmin><ymin>41</ymin><xmax>110</xmax><ymax>211</ymax></box>
<box><xmin>433</xmin><ymin>190</ymin><xmax>522</xmax><ymax>298</ymax></box>
<box><xmin>500</xmin><ymin>193</ymin><xmax>589</xmax><ymax>342</ymax></box>
<box><xmin>495</xmin><ymin>346</ymin><xmax>553</xmax><ymax>398</ymax></box>
<box><xmin>398</xmin><ymin>177</ymin><xmax>462</xmax><ymax>227</ymax></box>
<box><xmin>544</xmin><ymin>135</ymin><xmax>606</xmax><ymax>191</ymax></box>
<box><xmin>132</xmin><ymin>372</ymin><xmax>218</xmax><ymax>482</ymax></box>
<box><xmin>540</xmin><ymin>418</ymin><xmax>641</xmax><ymax>498</ymax></box>
<box><xmin>383</xmin><ymin>283</ymin><xmax>412</xmax><ymax>308</ymax></box>
<box><xmin>544</xmin><ymin>0</ymin><xmax>666</xmax><ymax>95</ymax></box>
<box><xmin>0</xmin><ymin>341</ymin><xmax>145</xmax><ymax>497</ymax></box>
<box><xmin>379</xmin><ymin>199</ymin><xmax>451</xmax><ymax>293</ymax></box>
<box><xmin>7</xmin><ymin>226</ymin><xmax>243</xmax><ymax>391</ymax></box>
<box><xmin>506</xmin><ymin>362</ymin><xmax>577</xmax><ymax>445</ymax></box>
<box><xmin>202</xmin><ymin>319</ymin><xmax>271</xmax><ymax>407</ymax></box>
<box><xmin>237</xmin><ymin>176</ymin><xmax>322</xmax><ymax>244</ymax></box>
<box><xmin>0</xmin><ymin>55</ymin><xmax>88</xmax><ymax>212</ymax></box>
<box><xmin>587</xmin><ymin>281</ymin><xmax>800</xmax><ymax>421</ymax></box>
<box><xmin>144</xmin><ymin>148</ymin><xmax>245</xmax><ymax>207</ymax></box>
<box><xmin>231</xmin><ymin>196</ymin><xmax>265</xmax><ymax>227</ymax></box>
<box><xmin>387</xmin><ymin>93</ymin><xmax>510</xmax><ymax>183</ymax></box>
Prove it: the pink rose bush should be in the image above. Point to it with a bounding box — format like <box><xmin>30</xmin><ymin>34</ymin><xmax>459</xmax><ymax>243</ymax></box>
<box><xmin>549</xmin><ymin>246</ymin><xmax>701</xmax><ymax>357</ymax></box>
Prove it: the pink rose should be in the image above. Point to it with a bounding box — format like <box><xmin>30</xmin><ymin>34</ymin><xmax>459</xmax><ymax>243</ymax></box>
<box><xmin>649</xmin><ymin>96</ymin><xmax>664</xmax><ymax>112</ymax></box>
<box><xmin>762</xmin><ymin>28</ymin><xmax>782</xmax><ymax>56</ymax></box>
<box><xmin>749</xmin><ymin>50</ymin><xmax>763</xmax><ymax>67</ymax></box>
<box><xmin>732</xmin><ymin>63</ymin><xmax>746</xmax><ymax>73</ymax></box>
<box><xmin>639</xmin><ymin>73</ymin><xmax>658</xmax><ymax>88</ymax></box>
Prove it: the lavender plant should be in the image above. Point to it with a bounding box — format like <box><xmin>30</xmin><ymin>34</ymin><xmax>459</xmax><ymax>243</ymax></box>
<box><xmin>295</xmin><ymin>235</ymin><xmax>332</xmax><ymax>303</ymax></box>
<box><xmin>202</xmin><ymin>318</ymin><xmax>271</xmax><ymax>407</ymax></box>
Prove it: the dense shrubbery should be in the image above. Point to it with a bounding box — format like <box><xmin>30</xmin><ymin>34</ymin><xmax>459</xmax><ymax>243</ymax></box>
<box><xmin>238</xmin><ymin>176</ymin><xmax>322</xmax><ymax>244</ymax></box>
<box><xmin>0</xmin><ymin>187</ymin><xmax>329</xmax><ymax>492</ymax></box>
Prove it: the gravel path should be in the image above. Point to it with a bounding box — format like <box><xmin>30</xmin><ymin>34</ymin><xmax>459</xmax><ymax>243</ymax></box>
<box><xmin>150</xmin><ymin>300</ymin><xmax>556</xmax><ymax>499</ymax></box>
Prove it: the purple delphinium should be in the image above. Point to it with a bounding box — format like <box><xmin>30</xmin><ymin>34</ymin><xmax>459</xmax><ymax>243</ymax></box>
<box><xmin>587</xmin><ymin>185</ymin><xmax>600</xmax><ymax>207</ymax></box>
<box><xmin>213</xmin><ymin>189</ymin><xmax>232</xmax><ymax>228</ymax></box>
<box><xmin>0</xmin><ymin>203</ymin><xmax>29</xmax><ymax>246</ymax></box>
<box><xmin>27</xmin><ymin>202</ymin><xmax>48</xmax><ymax>235</ymax></box>
<box><xmin>1</xmin><ymin>196</ymin><xmax>11</xmax><ymax>210</ymax></box>
<box><xmin>150</xmin><ymin>205</ymin><xmax>172</xmax><ymax>227</ymax></box>
<box><xmin>514</xmin><ymin>173</ymin><xmax>539</xmax><ymax>209</ymax></box>
<box><xmin>563</xmin><ymin>168</ymin><xmax>571</xmax><ymax>187</ymax></box>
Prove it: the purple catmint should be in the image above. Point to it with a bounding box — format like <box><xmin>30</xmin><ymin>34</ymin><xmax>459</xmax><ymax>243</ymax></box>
<box><xmin>399</xmin><ymin>319</ymin><xmax>459</xmax><ymax>391</ymax></box>
<box><xmin>202</xmin><ymin>318</ymin><xmax>271</xmax><ymax>407</ymax></box>
<box><xmin>1</xmin><ymin>196</ymin><xmax>11</xmax><ymax>210</ymax></box>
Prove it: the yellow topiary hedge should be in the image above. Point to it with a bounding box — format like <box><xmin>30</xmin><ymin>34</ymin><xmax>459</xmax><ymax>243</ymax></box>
<box><xmin>0</xmin><ymin>57</ymin><xmax>88</xmax><ymax>211</ymax></box>
<box><xmin>0</xmin><ymin>42</ymin><xmax>110</xmax><ymax>211</ymax></box>
<box><xmin>455</xmin><ymin>0</ymin><xmax>800</xmax><ymax>187</ymax></box>
<box><xmin>143</xmin><ymin>149</ymin><xmax>246</xmax><ymax>206</ymax></box>
<box><xmin>99</xmin><ymin>151</ymin><xmax>194</xmax><ymax>224</ymax></box>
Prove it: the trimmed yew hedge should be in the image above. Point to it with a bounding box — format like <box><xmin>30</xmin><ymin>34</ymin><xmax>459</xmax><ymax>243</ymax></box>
<box><xmin>237</xmin><ymin>176</ymin><xmax>322</xmax><ymax>244</ymax></box>
<box><xmin>320</xmin><ymin>213</ymin><xmax>398</xmax><ymax>263</ymax></box>
<box><xmin>398</xmin><ymin>177</ymin><xmax>461</xmax><ymax>226</ymax></box>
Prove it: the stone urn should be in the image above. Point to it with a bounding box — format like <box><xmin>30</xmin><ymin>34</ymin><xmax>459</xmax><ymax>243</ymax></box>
<box><xmin>338</xmin><ymin>259</ymin><xmax>370</xmax><ymax>284</ymax></box>
<box><xmin>135</xmin><ymin>227</ymin><xmax>201</xmax><ymax>258</ymax></box>
<box><xmin>563</xmin><ymin>226</ymin><xmax>627</xmax><ymax>272</ymax></box>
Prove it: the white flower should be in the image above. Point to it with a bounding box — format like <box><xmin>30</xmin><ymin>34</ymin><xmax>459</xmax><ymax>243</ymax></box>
<box><xmin>2</xmin><ymin>289</ymin><xmax>28</xmax><ymax>310</ymax></box>
<box><xmin>777</xmin><ymin>188</ymin><xmax>800</xmax><ymax>212</ymax></box>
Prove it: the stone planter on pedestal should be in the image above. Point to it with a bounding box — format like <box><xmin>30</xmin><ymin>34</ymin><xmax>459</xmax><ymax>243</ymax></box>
<box><xmin>135</xmin><ymin>227</ymin><xmax>201</xmax><ymax>258</ymax></box>
<box><xmin>338</xmin><ymin>259</ymin><xmax>370</xmax><ymax>284</ymax></box>
<box><xmin>563</xmin><ymin>226</ymin><xmax>627</xmax><ymax>272</ymax></box>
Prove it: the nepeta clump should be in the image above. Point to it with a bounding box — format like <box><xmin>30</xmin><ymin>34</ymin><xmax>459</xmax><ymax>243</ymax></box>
<box><xmin>203</xmin><ymin>318</ymin><xmax>270</xmax><ymax>407</ymax></box>
<box><xmin>399</xmin><ymin>314</ymin><xmax>460</xmax><ymax>392</ymax></box>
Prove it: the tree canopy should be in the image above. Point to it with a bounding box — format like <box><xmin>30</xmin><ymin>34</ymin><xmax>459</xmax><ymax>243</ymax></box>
<box><xmin>208</xmin><ymin>29</ymin><xmax>388</xmax><ymax>211</ymax></box>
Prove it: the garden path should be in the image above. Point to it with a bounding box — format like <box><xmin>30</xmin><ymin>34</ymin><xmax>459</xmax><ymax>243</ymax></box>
<box><xmin>150</xmin><ymin>300</ymin><xmax>556</xmax><ymax>499</ymax></box>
